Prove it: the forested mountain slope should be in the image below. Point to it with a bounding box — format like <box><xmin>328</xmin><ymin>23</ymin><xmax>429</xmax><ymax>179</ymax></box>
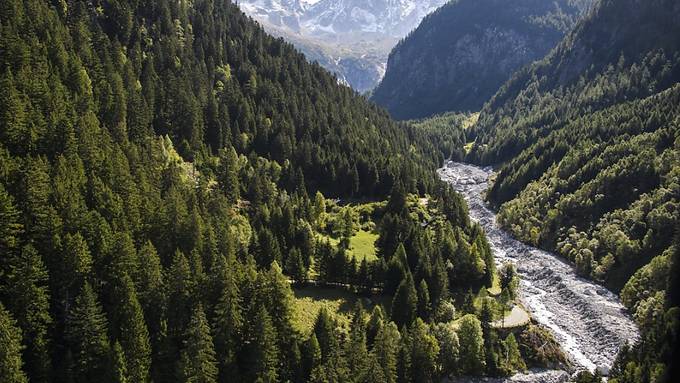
<box><xmin>0</xmin><ymin>0</ymin><xmax>545</xmax><ymax>382</ymax></box>
<box><xmin>463</xmin><ymin>0</ymin><xmax>680</xmax><ymax>381</ymax></box>
<box><xmin>370</xmin><ymin>0</ymin><xmax>594</xmax><ymax>120</ymax></box>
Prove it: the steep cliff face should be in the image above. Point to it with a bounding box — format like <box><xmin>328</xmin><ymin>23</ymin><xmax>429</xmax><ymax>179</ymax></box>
<box><xmin>371</xmin><ymin>0</ymin><xmax>594</xmax><ymax>120</ymax></box>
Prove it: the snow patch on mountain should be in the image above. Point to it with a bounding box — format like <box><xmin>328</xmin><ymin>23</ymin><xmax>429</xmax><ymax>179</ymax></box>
<box><xmin>237</xmin><ymin>0</ymin><xmax>447</xmax><ymax>92</ymax></box>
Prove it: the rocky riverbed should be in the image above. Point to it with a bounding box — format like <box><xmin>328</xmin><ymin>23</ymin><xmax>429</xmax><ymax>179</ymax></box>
<box><xmin>438</xmin><ymin>161</ymin><xmax>639</xmax><ymax>380</ymax></box>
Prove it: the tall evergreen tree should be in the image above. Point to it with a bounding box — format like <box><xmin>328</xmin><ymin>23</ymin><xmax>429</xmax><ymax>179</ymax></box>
<box><xmin>0</xmin><ymin>302</ymin><xmax>28</xmax><ymax>383</ymax></box>
<box><xmin>245</xmin><ymin>305</ymin><xmax>279</xmax><ymax>383</ymax></box>
<box><xmin>313</xmin><ymin>308</ymin><xmax>337</xmax><ymax>360</ymax></box>
<box><xmin>217</xmin><ymin>146</ymin><xmax>240</xmax><ymax>204</ymax></box>
<box><xmin>408</xmin><ymin>319</ymin><xmax>439</xmax><ymax>383</ymax></box>
<box><xmin>66</xmin><ymin>283</ymin><xmax>111</xmax><ymax>383</ymax></box>
<box><xmin>0</xmin><ymin>184</ymin><xmax>22</xmax><ymax>275</ymax></box>
<box><xmin>302</xmin><ymin>334</ymin><xmax>322</xmax><ymax>381</ymax></box>
<box><xmin>392</xmin><ymin>274</ymin><xmax>418</xmax><ymax>328</ymax></box>
<box><xmin>110</xmin><ymin>341</ymin><xmax>128</xmax><ymax>383</ymax></box>
<box><xmin>211</xmin><ymin>255</ymin><xmax>242</xmax><ymax>381</ymax></box>
<box><xmin>417</xmin><ymin>279</ymin><xmax>431</xmax><ymax>320</ymax></box>
<box><xmin>5</xmin><ymin>244</ymin><xmax>52</xmax><ymax>382</ymax></box>
<box><xmin>110</xmin><ymin>272</ymin><xmax>151</xmax><ymax>383</ymax></box>
<box><xmin>346</xmin><ymin>305</ymin><xmax>369</xmax><ymax>379</ymax></box>
<box><xmin>178</xmin><ymin>304</ymin><xmax>218</xmax><ymax>383</ymax></box>
<box><xmin>457</xmin><ymin>314</ymin><xmax>486</xmax><ymax>375</ymax></box>
<box><xmin>372</xmin><ymin>321</ymin><xmax>400</xmax><ymax>383</ymax></box>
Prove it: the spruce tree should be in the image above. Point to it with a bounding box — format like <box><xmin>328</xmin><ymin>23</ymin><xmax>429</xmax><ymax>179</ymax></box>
<box><xmin>211</xmin><ymin>255</ymin><xmax>242</xmax><ymax>381</ymax></box>
<box><xmin>373</xmin><ymin>321</ymin><xmax>400</xmax><ymax>383</ymax></box>
<box><xmin>246</xmin><ymin>305</ymin><xmax>279</xmax><ymax>383</ymax></box>
<box><xmin>61</xmin><ymin>232</ymin><xmax>93</xmax><ymax>297</ymax></box>
<box><xmin>110</xmin><ymin>341</ymin><xmax>128</xmax><ymax>383</ymax></box>
<box><xmin>0</xmin><ymin>184</ymin><xmax>23</xmax><ymax>274</ymax></box>
<box><xmin>391</xmin><ymin>274</ymin><xmax>418</xmax><ymax>328</ymax></box>
<box><xmin>66</xmin><ymin>282</ymin><xmax>111</xmax><ymax>382</ymax></box>
<box><xmin>111</xmin><ymin>272</ymin><xmax>151</xmax><ymax>383</ymax></box>
<box><xmin>457</xmin><ymin>314</ymin><xmax>485</xmax><ymax>375</ymax></box>
<box><xmin>417</xmin><ymin>279</ymin><xmax>431</xmax><ymax>320</ymax></box>
<box><xmin>346</xmin><ymin>305</ymin><xmax>369</xmax><ymax>377</ymax></box>
<box><xmin>502</xmin><ymin>333</ymin><xmax>526</xmax><ymax>373</ymax></box>
<box><xmin>408</xmin><ymin>319</ymin><xmax>439</xmax><ymax>383</ymax></box>
<box><xmin>0</xmin><ymin>302</ymin><xmax>28</xmax><ymax>383</ymax></box>
<box><xmin>313</xmin><ymin>308</ymin><xmax>337</xmax><ymax>360</ymax></box>
<box><xmin>302</xmin><ymin>334</ymin><xmax>322</xmax><ymax>380</ymax></box>
<box><xmin>136</xmin><ymin>241</ymin><xmax>165</xmax><ymax>341</ymax></box>
<box><xmin>385</xmin><ymin>245</ymin><xmax>407</xmax><ymax>295</ymax></box>
<box><xmin>6</xmin><ymin>244</ymin><xmax>52</xmax><ymax>382</ymax></box>
<box><xmin>178</xmin><ymin>304</ymin><xmax>218</xmax><ymax>383</ymax></box>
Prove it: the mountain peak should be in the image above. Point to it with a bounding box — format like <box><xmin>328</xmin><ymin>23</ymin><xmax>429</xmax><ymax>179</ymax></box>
<box><xmin>238</xmin><ymin>0</ymin><xmax>447</xmax><ymax>92</ymax></box>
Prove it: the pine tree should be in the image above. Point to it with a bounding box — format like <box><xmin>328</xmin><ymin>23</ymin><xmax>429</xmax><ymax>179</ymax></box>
<box><xmin>302</xmin><ymin>334</ymin><xmax>322</xmax><ymax>380</ymax></box>
<box><xmin>429</xmin><ymin>254</ymin><xmax>449</xmax><ymax>306</ymax></box>
<box><xmin>111</xmin><ymin>272</ymin><xmax>151</xmax><ymax>383</ymax></box>
<box><xmin>178</xmin><ymin>304</ymin><xmax>218</xmax><ymax>383</ymax></box>
<box><xmin>408</xmin><ymin>319</ymin><xmax>439</xmax><ymax>383</ymax></box>
<box><xmin>366</xmin><ymin>305</ymin><xmax>385</xmax><ymax>346</ymax></box>
<box><xmin>502</xmin><ymin>333</ymin><xmax>526</xmax><ymax>373</ymax></box>
<box><xmin>5</xmin><ymin>244</ymin><xmax>52</xmax><ymax>382</ymax></box>
<box><xmin>346</xmin><ymin>305</ymin><xmax>369</xmax><ymax>377</ymax></box>
<box><xmin>136</xmin><ymin>241</ymin><xmax>165</xmax><ymax>340</ymax></box>
<box><xmin>211</xmin><ymin>255</ymin><xmax>242</xmax><ymax>381</ymax></box>
<box><xmin>396</xmin><ymin>333</ymin><xmax>411</xmax><ymax>383</ymax></box>
<box><xmin>0</xmin><ymin>184</ymin><xmax>23</xmax><ymax>276</ymax></box>
<box><xmin>480</xmin><ymin>299</ymin><xmax>499</xmax><ymax>375</ymax></box>
<box><xmin>417</xmin><ymin>279</ymin><xmax>431</xmax><ymax>320</ymax></box>
<box><xmin>167</xmin><ymin>250</ymin><xmax>194</xmax><ymax>345</ymax></box>
<box><xmin>285</xmin><ymin>247</ymin><xmax>307</xmax><ymax>285</ymax></box>
<box><xmin>0</xmin><ymin>302</ymin><xmax>28</xmax><ymax>383</ymax></box>
<box><xmin>373</xmin><ymin>322</ymin><xmax>400</xmax><ymax>383</ymax></box>
<box><xmin>0</xmin><ymin>71</ymin><xmax>32</xmax><ymax>154</ymax></box>
<box><xmin>313</xmin><ymin>308</ymin><xmax>337</xmax><ymax>360</ymax></box>
<box><xmin>385</xmin><ymin>245</ymin><xmax>408</xmax><ymax>295</ymax></box>
<box><xmin>110</xmin><ymin>341</ymin><xmax>128</xmax><ymax>383</ymax></box>
<box><xmin>457</xmin><ymin>314</ymin><xmax>485</xmax><ymax>375</ymax></box>
<box><xmin>218</xmin><ymin>147</ymin><xmax>240</xmax><ymax>204</ymax></box>
<box><xmin>66</xmin><ymin>283</ymin><xmax>111</xmax><ymax>382</ymax></box>
<box><xmin>61</xmin><ymin>232</ymin><xmax>93</xmax><ymax>300</ymax></box>
<box><xmin>246</xmin><ymin>305</ymin><xmax>279</xmax><ymax>383</ymax></box>
<box><xmin>432</xmin><ymin>322</ymin><xmax>459</xmax><ymax>377</ymax></box>
<box><xmin>360</xmin><ymin>354</ymin><xmax>386</xmax><ymax>383</ymax></box>
<box><xmin>392</xmin><ymin>274</ymin><xmax>418</xmax><ymax>328</ymax></box>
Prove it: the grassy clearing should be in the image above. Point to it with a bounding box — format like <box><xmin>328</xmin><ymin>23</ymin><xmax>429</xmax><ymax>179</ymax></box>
<box><xmin>315</xmin><ymin>230</ymin><xmax>379</xmax><ymax>263</ymax></box>
<box><xmin>348</xmin><ymin>230</ymin><xmax>379</xmax><ymax>262</ymax></box>
<box><xmin>292</xmin><ymin>286</ymin><xmax>356</xmax><ymax>334</ymax></box>
<box><xmin>291</xmin><ymin>286</ymin><xmax>390</xmax><ymax>335</ymax></box>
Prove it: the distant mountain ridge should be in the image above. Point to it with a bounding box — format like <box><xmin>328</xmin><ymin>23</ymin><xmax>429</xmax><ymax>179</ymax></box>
<box><xmin>238</xmin><ymin>0</ymin><xmax>447</xmax><ymax>92</ymax></box>
<box><xmin>371</xmin><ymin>0</ymin><xmax>594</xmax><ymax>120</ymax></box>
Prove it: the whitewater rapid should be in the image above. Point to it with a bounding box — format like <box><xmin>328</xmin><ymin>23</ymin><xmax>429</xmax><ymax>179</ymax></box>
<box><xmin>438</xmin><ymin>162</ymin><xmax>639</xmax><ymax>378</ymax></box>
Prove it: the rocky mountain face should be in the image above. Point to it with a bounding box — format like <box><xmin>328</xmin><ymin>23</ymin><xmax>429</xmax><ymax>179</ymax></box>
<box><xmin>238</xmin><ymin>0</ymin><xmax>447</xmax><ymax>93</ymax></box>
<box><xmin>371</xmin><ymin>0</ymin><xmax>594</xmax><ymax>119</ymax></box>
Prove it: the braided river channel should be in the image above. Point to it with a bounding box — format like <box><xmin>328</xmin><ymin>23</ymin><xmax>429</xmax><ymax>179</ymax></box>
<box><xmin>439</xmin><ymin>162</ymin><xmax>639</xmax><ymax>382</ymax></box>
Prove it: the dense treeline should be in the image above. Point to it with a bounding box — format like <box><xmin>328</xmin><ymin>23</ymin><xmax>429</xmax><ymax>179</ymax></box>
<box><xmin>463</xmin><ymin>0</ymin><xmax>680</xmax><ymax>381</ymax></box>
<box><xmin>0</xmin><ymin>0</ymin><xmax>443</xmax><ymax>200</ymax></box>
<box><xmin>407</xmin><ymin>113</ymin><xmax>471</xmax><ymax>161</ymax></box>
<box><xmin>0</xmin><ymin>0</ymin><xmax>549</xmax><ymax>381</ymax></box>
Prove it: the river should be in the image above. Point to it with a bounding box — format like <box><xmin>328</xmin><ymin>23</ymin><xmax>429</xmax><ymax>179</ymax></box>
<box><xmin>438</xmin><ymin>162</ymin><xmax>639</xmax><ymax>381</ymax></box>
